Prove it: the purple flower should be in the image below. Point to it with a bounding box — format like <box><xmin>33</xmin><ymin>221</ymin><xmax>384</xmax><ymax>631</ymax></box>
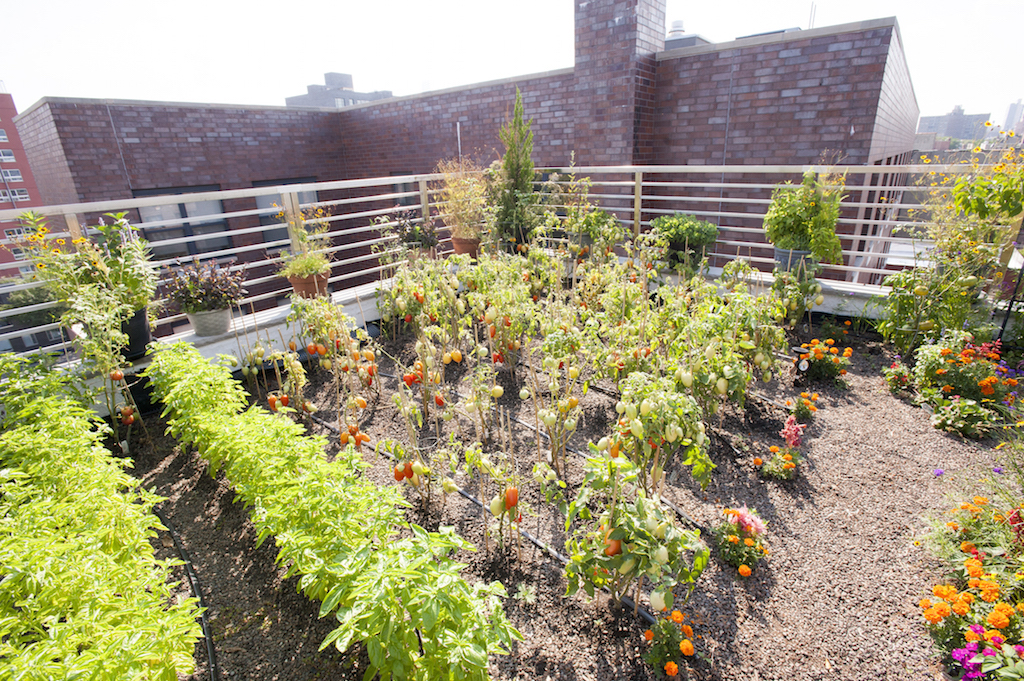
<box><xmin>983</xmin><ymin>648</ymin><xmax>998</xmax><ymax>657</ymax></box>
<box><xmin>934</xmin><ymin>468</ymin><xmax>945</xmax><ymax>476</ymax></box>
<box><xmin>970</xmin><ymin>625</ymin><xmax>985</xmax><ymax>635</ymax></box>
<box><xmin>995</xmin><ymin>467</ymin><xmax>1005</xmax><ymax>474</ymax></box>
<box><xmin>1015</xmin><ymin>645</ymin><xmax>1024</xmax><ymax>656</ymax></box>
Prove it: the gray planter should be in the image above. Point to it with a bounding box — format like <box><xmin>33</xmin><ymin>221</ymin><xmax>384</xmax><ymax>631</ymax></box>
<box><xmin>187</xmin><ymin>308</ymin><xmax>232</xmax><ymax>337</ymax></box>
<box><xmin>773</xmin><ymin>247</ymin><xmax>815</xmax><ymax>274</ymax></box>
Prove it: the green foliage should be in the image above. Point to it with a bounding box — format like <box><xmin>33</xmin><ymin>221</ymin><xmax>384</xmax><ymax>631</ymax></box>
<box><xmin>883</xmin><ymin>358</ymin><xmax>913</xmax><ymax>394</ymax></box>
<box><xmin>437</xmin><ymin>157</ymin><xmax>489</xmax><ymax>241</ymax></box>
<box><xmin>929</xmin><ymin>397</ymin><xmax>1000</xmax><ymax>439</ymax></box>
<box><xmin>759</xmin><ymin>446</ymin><xmax>802</xmax><ymax>480</ymax></box>
<box><xmin>0</xmin><ymin>355</ymin><xmax>201</xmax><ymax>679</ymax></box>
<box><xmin>493</xmin><ymin>88</ymin><xmax>537</xmax><ymax>244</ymax></box>
<box><xmin>876</xmin><ymin>267</ymin><xmax>990</xmax><ymax>356</ymax></box>
<box><xmin>18</xmin><ymin>211</ymin><xmax>157</xmax><ymax>313</ymax></box>
<box><xmin>952</xmin><ymin>149</ymin><xmax>1024</xmax><ymax>221</ymax></box>
<box><xmin>279</xmin><ymin>204</ymin><xmax>333</xmax><ymax>277</ymax></box>
<box><xmin>712</xmin><ymin>506</ymin><xmax>768</xmax><ymax>576</ymax></box>
<box><xmin>771</xmin><ymin>266</ymin><xmax>823</xmax><ymax>328</ymax></box>
<box><xmin>650</xmin><ymin>213</ymin><xmax>718</xmax><ymax>270</ymax></box>
<box><xmin>145</xmin><ymin>343</ymin><xmax>521</xmax><ymax>680</ymax></box>
<box><xmin>762</xmin><ymin>171</ymin><xmax>844</xmax><ymax>264</ymax></box>
<box><xmin>163</xmin><ymin>258</ymin><xmax>246</xmax><ymax>314</ymax></box>
<box><xmin>564</xmin><ymin>455</ymin><xmax>708</xmax><ymax>606</ymax></box>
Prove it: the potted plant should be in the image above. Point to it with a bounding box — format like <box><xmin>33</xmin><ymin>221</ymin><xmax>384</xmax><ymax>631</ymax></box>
<box><xmin>763</xmin><ymin>170</ymin><xmax>845</xmax><ymax>272</ymax></box>
<box><xmin>377</xmin><ymin>208</ymin><xmax>438</xmax><ymax>261</ymax></box>
<box><xmin>163</xmin><ymin>259</ymin><xmax>246</xmax><ymax>336</ymax></box>
<box><xmin>436</xmin><ymin>157</ymin><xmax>487</xmax><ymax>259</ymax></box>
<box><xmin>651</xmin><ymin>213</ymin><xmax>718</xmax><ymax>272</ymax></box>
<box><xmin>491</xmin><ymin>88</ymin><xmax>538</xmax><ymax>247</ymax></box>
<box><xmin>279</xmin><ymin>205</ymin><xmax>332</xmax><ymax>298</ymax></box>
<box><xmin>17</xmin><ymin>211</ymin><xmax>157</xmax><ymax>360</ymax></box>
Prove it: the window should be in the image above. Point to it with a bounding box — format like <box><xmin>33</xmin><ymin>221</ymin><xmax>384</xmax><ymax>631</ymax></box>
<box><xmin>0</xmin><ymin>150</ymin><xmax>13</xmax><ymax>163</ymax></box>
<box><xmin>134</xmin><ymin>186</ymin><xmax>231</xmax><ymax>259</ymax></box>
<box><xmin>11</xmin><ymin>189</ymin><xmax>28</xmax><ymax>201</ymax></box>
<box><xmin>0</xmin><ymin>130</ymin><xmax>7</xmax><ymax>142</ymax></box>
<box><xmin>252</xmin><ymin>178</ymin><xmax>317</xmax><ymax>248</ymax></box>
<box><xmin>4</xmin><ymin>227</ymin><xmax>27</xmax><ymax>241</ymax></box>
<box><xmin>2</xmin><ymin>169</ymin><xmax>22</xmax><ymax>182</ymax></box>
<box><xmin>10</xmin><ymin>247</ymin><xmax>25</xmax><ymax>260</ymax></box>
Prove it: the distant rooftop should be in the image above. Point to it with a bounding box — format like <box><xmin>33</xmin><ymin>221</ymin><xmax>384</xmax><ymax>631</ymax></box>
<box><xmin>284</xmin><ymin>72</ymin><xmax>392</xmax><ymax>110</ymax></box>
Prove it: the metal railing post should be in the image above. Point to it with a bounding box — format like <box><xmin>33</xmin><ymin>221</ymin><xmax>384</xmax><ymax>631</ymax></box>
<box><xmin>63</xmin><ymin>213</ymin><xmax>83</xmax><ymax>240</ymax></box>
<box><xmin>282</xmin><ymin>191</ymin><xmax>303</xmax><ymax>252</ymax></box>
<box><xmin>633</xmin><ymin>171</ymin><xmax>643</xmax><ymax>237</ymax></box>
<box><xmin>419</xmin><ymin>179</ymin><xmax>430</xmax><ymax>225</ymax></box>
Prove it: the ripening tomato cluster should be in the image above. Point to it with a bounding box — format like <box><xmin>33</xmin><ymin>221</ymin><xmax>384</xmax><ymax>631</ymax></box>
<box><xmin>340</xmin><ymin>423</ymin><xmax>371</xmax><ymax>448</ymax></box>
<box><xmin>480</xmin><ymin>306</ymin><xmax>522</xmax><ymax>366</ymax></box>
<box><xmin>296</xmin><ymin>333</ymin><xmax>379</xmax><ymax>388</ymax></box>
<box><xmin>393</xmin><ymin>460</ymin><xmax>429</xmax><ymax>487</ymax></box>
<box><xmin>115</xmin><ymin>404</ymin><xmax>135</xmax><ymax>426</ymax></box>
<box><xmin>402</xmin><ymin>360</ymin><xmax>442</xmax><ymax>388</ymax></box>
<box><xmin>488</xmin><ymin>486</ymin><xmax>521</xmax><ymax>523</ymax></box>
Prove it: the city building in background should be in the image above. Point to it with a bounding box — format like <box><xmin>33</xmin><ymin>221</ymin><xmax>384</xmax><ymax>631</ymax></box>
<box><xmin>285</xmin><ymin>73</ymin><xmax>392</xmax><ymax>109</ymax></box>
<box><xmin>0</xmin><ymin>88</ymin><xmax>43</xmax><ymax>280</ymax></box>
<box><xmin>917</xmin><ymin>105</ymin><xmax>990</xmax><ymax>142</ymax></box>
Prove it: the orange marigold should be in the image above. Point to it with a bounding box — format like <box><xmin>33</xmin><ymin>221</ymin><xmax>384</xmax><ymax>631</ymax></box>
<box><xmin>973</xmin><ymin>496</ymin><xmax>989</xmax><ymax>506</ymax></box>
<box><xmin>738</xmin><ymin>564</ymin><xmax>752</xmax><ymax>577</ymax></box>
<box><xmin>671</xmin><ymin>610</ymin><xmax>684</xmax><ymax>624</ymax></box>
<box><xmin>644</xmin><ymin>629</ymin><xmax>654</xmax><ymax>642</ymax></box>
<box><xmin>680</xmin><ymin>639</ymin><xmax>695</xmax><ymax>656</ymax></box>
<box><xmin>783</xmin><ymin>462</ymin><xmax>796</xmax><ymax>470</ymax></box>
<box><xmin>953</xmin><ymin>600</ymin><xmax>971</xmax><ymax>616</ymax></box>
<box><xmin>965</xmin><ymin>629</ymin><xmax>982</xmax><ymax>642</ymax></box>
<box><xmin>665</xmin><ymin>661</ymin><xmax>679</xmax><ymax>677</ymax></box>
<box><xmin>933</xmin><ymin>602</ymin><xmax>951</xmax><ymax>618</ymax></box>
<box><xmin>769</xmin><ymin>446</ymin><xmax>780</xmax><ymax>453</ymax></box>
<box><xmin>959</xmin><ymin>592</ymin><xmax>975</xmax><ymax>605</ymax></box>
<box><xmin>783</xmin><ymin>453</ymin><xmax>793</xmax><ymax>461</ymax></box>
<box><xmin>933</xmin><ymin>584</ymin><xmax>958</xmax><ymax>601</ymax></box>
<box><xmin>728</xmin><ymin>535</ymin><xmax>740</xmax><ymax>544</ymax></box>
<box><xmin>919</xmin><ymin>598</ymin><xmax>934</xmax><ymax>609</ymax></box>
<box><xmin>681</xmin><ymin>624</ymin><xmax>694</xmax><ymax>638</ymax></box>
<box><xmin>923</xmin><ymin>607</ymin><xmax>944</xmax><ymax>624</ymax></box>
<box><xmin>753</xmin><ymin>457</ymin><xmax>764</xmax><ymax>466</ymax></box>
<box><xmin>961</xmin><ymin>541</ymin><xmax>977</xmax><ymax>553</ymax></box>
<box><xmin>744</xmin><ymin>538</ymin><xmax>755</xmax><ymax>547</ymax></box>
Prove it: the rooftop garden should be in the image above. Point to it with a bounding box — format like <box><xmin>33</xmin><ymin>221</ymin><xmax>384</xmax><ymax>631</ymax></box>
<box><xmin>1</xmin><ymin>98</ymin><xmax>1023</xmax><ymax>679</ymax></box>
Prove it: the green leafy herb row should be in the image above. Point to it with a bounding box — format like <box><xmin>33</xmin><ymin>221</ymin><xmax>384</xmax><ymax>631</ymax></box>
<box><xmin>144</xmin><ymin>343</ymin><xmax>521</xmax><ymax>681</ymax></box>
<box><xmin>0</xmin><ymin>355</ymin><xmax>202</xmax><ymax>680</ymax></box>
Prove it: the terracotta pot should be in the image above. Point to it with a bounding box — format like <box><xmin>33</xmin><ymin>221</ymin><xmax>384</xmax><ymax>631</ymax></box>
<box><xmin>187</xmin><ymin>308</ymin><xmax>232</xmax><ymax>337</ymax></box>
<box><xmin>451</xmin><ymin>237</ymin><xmax>481</xmax><ymax>259</ymax></box>
<box><xmin>288</xmin><ymin>272</ymin><xmax>330</xmax><ymax>299</ymax></box>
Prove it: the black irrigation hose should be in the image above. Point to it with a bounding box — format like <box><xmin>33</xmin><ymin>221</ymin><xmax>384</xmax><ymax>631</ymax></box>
<box><xmin>152</xmin><ymin>507</ymin><xmax>220</xmax><ymax>681</ymax></box>
<box><xmin>311</xmin><ymin>408</ymin><xmax>657</xmax><ymax>626</ymax></box>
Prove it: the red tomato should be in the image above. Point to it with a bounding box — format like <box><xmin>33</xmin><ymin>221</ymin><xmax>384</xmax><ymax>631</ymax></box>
<box><xmin>280</xmin><ymin>394</ymin><xmax>290</xmax><ymax>407</ymax></box>
<box><xmin>306</xmin><ymin>342</ymin><xmax>317</xmax><ymax>355</ymax></box>
<box><xmin>435</xmin><ymin>394</ymin><xmax>445</xmax><ymax>407</ymax></box>
<box><xmin>504</xmin><ymin>487</ymin><xmax>519</xmax><ymax>509</ymax></box>
<box><xmin>110</xmin><ymin>369</ymin><xmax>124</xmax><ymax>382</ymax></box>
<box><xmin>394</xmin><ymin>465</ymin><xmax>405</xmax><ymax>481</ymax></box>
<box><xmin>268</xmin><ymin>395</ymin><xmax>278</xmax><ymax>411</ymax></box>
<box><xmin>404</xmin><ymin>314</ymin><xmax>413</xmax><ymax>323</ymax></box>
<box><xmin>316</xmin><ymin>344</ymin><xmax>327</xmax><ymax>357</ymax></box>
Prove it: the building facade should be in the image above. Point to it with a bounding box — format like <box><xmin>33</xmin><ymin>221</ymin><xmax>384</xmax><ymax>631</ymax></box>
<box><xmin>0</xmin><ymin>92</ymin><xmax>43</xmax><ymax>279</ymax></box>
<box><xmin>13</xmin><ymin>0</ymin><xmax>918</xmax><ymax>270</ymax></box>
<box><xmin>285</xmin><ymin>73</ymin><xmax>392</xmax><ymax>109</ymax></box>
<box><xmin>918</xmin><ymin>105</ymin><xmax>990</xmax><ymax>141</ymax></box>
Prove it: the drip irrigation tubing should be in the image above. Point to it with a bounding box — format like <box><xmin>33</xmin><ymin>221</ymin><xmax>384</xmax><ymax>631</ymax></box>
<box><xmin>152</xmin><ymin>507</ymin><xmax>220</xmax><ymax>681</ymax></box>
<box><xmin>307</xmin><ymin>410</ymin><xmax>656</xmax><ymax>626</ymax></box>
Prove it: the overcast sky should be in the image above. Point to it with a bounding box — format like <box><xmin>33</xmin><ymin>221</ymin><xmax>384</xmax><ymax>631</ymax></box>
<box><xmin>3</xmin><ymin>0</ymin><xmax>1020</xmax><ymax>128</ymax></box>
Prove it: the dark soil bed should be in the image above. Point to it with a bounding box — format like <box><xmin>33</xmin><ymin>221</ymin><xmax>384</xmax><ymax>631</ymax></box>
<box><xmin>127</xmin><ymin>327</ymin><xmax>1000</xmax><ymax>681</ymax></box>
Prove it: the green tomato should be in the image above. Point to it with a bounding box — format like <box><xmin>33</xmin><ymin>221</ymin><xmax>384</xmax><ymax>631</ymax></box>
<box><xmin>489</xmin><ymin>495</ymin><xmax>505</xmax><ymax>517</ymax></box>
<box><xmin>630</xmin><ymin>419</ymin><xmax>645</xmax><ymax>439</ymax></box>
<box><xmin>654</xmin><ymin>546</ymin><xmax>669</xmax><ymax>564</ymax></box>
<box><xmin>618</xmin><ymin>557</ymin><xmax>637</xmax><ymax>576</ymax></box>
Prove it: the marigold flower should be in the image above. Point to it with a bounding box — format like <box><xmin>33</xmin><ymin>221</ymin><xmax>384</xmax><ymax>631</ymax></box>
<box><xmin>769</xmin><ymin>446</ymin><xmax>780</xmax><ymax>453</ymax></box>
<box><xmin>783</xmin><ymin>453</ymin><xmax>793</xmax><ymax>462</ymax></box>
<box><xmin>994</xmin><ymin>602</ymin><xmax>1014</xmax><ymax>616</ymax></box>
<box><xmin>933</xmin><ymin>602</ymin><xmax>951</xmax><ymax>618</ymax></box>
<box><xmin>829</xmin><ymin>347</ymin><xmax>839</xmax><ymax>355</ymax></box>
<box><xmin>665</xmin><ymin>661</ymin><xmax>679</xmax><ymax>677</ymax></box>
<box><xmin>961</xmin><ymin>542</ymin><xmax>976</xmax><ymax>553</ymax></box>
<box><xmin>680</xmin><ymin>639</ymin><xmax>695</xmax><ymax>656</ymax></box>
<box><xmin>800</xmin><ymin>392</ymin><xmax>809</xmax><ymax>398</ymax></box>
<box><xmin>681</xmin><ymin>624</ymin><xmax>693</xmax><ymax>638</ymax></box>
<box><xmin>968</xmin><ymin>578</ymin><xmax>981</xmax><ymax>589</ymax></box>
<box><xmin>974</xmin><ymin>496</ymin><xmax>989</xmax><ymax>506</ymax></box>
<box><xmin>959</xmin><ymin>592</ymin><xmax>975</xmax><ymax>605</ymax></box>
<box><xmin>919</xmin><ymin>598</ymin><xmax>933</xmax><ymax>609</ymax></box>
<box><xmin>839</xmin><ymin>369</ymin><xmax>847</xmax><ymax>375</ymax></box>
<box><xmin>832</xmin><ymin>357</ymin><xmax>840</xmax><ymax>364</ymax></box>
<box><xmin>753</xmin><ymin>457</ymin><xmax>763</xmax><ymax>466</ymax></box>
<box><xmin>644</xmin><ymin>629</ymin><xmax>654</xmax><ymax>642</ymax></box>
<box><xmin>933</xmin><ymin>584</ymin><xmax>958</xmax><ymax>601</ymax></box>
<box><xmin>809</xmin><ymin>405</ymin><xmax>817</xmax><ymax>412</ymax></box>
<box><xmin>844</xmin><ymin>320</ymin><xmax>851</xmax><ymax>326</ymax></box>
<box><xmin>941</xmin><ymin>348</ymin><xmax>953</xmax><ymax>356</ymax></box>
<box><xmin>843</xmin><ymin>348</ymin><xmax>853</xmax><ymax>357</ymax></box>
<box><xmin>953</xmin><ymin>600</ymin><xmax>970</xmax><ymax>616</ymax></box>
<box><xmin>671</xmin><ymin>610</ymin><xmax>684</xmax><ymax>624</ymax></box>
<box><xmin>923</xmin><ymin>607</ymin><xmax>944</xmax><ymax>624</ymax></box>
<box><xmin>744</xmin><ymin>538</ymin><xmax>755</xmax><ymax>547</ymax></box>
<box><xmin>965</xmin><ymin>629</ymin><xmax>982</xmax><ymax>642</ymax></box>
<box><xmin>811</xmin><ymin>393</ymin><xmax>819</xmax><ymax>401</ymax></box>
<box><xmin>783</xmin><ymin>462</ymin><xmax>796</xmax><ymax>469</ymax></box>
<box><xmin>738</xmin><ymin>564</ymin><xmax>752</xmax><ymax>577</ymax></box>
<box><xmin>728</xmin><ymin>535</ymin><xmax>739</xmax><ymax>544</ymax></box>
<box><xmin>984</xmin><ymin>629</ymin><xmax>1003</xmax><ymax>643</ymax></box>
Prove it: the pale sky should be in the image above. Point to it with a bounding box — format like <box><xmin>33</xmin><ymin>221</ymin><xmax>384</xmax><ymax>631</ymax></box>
<box><xmin>3</xmin><ymin>0</ymin><xmax>1021</xmax><ymax>128</ymax></box>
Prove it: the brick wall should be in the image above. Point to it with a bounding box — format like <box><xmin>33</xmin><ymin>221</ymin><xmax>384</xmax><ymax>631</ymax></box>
<box><xmin>336</xmin><ymin>69</ymin><xmax>576</xmax><ymax>177</ymax></box>
<box><xmin>16</xmin><ymin>99</ymin><xmax>347</xmax><ymax>202</ymax></box>
<box><xmin>651</xmin><ymin>20</ymin><xmax>903</xmax><ymax>167</ymax></box>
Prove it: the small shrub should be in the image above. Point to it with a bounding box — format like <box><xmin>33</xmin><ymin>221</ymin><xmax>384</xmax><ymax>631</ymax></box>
<box><xmin>713</xmin><ymin>506</ymin><xmax>768</xmax><ymax>578</ymax></box>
